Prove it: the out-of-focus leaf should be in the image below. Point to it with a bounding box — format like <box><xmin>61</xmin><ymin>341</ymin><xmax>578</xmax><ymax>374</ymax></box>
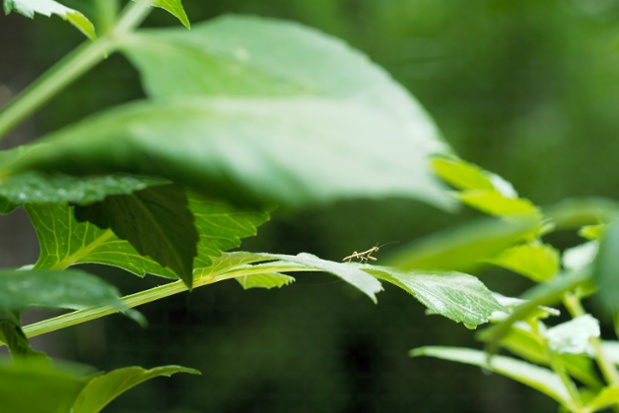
<box><xmin>10</xmin><ymin>97</ymin><xmax>453</xmax><ymax>210</ymax></box>
<box><xmin>545</xmin><ymin>315</ymin><xmax>600</xmax><ymax>355</ymax></box>
<box><xmin>432</xmin><ymin>157</ymin><xmax>506</xmax><ymax>193</ymax></box>
<box><xmin>479</xmin><ymin>271</ymin><xmax>591</xmax><ymax>354</ymax></box>
<box><xmin>0</xmin><ymin>358</ymin><xmax>88</xmax><ymax>413</ymax></box>
<box><xmin>0</xmin><ymin>268</ymin><xmax>129</xmax><ymax>312</ymax></box>
<box><xmin>74</xmin><ymin>184</ymin><xmax>198</xmax><ymax>288</ymax></box>
<box><xmin>3</xmin><ymin>0</ymin><xmax>95</xmax><ymax>39</ymax></box>
<box><xmin>123</xmin><ymin>15</ymin><xmax>449</xmax><ymax>154</ymax></box>
<box><xmin>386</xmin><ymin>216</ymin><xmax>538</xmax><ymax>272</ymax></box>
<box><xmin>563</xmin><ymin>242</ymin><xmax>598</xmax><ymax>273</ymax></box>
<box><xmin>9</xmin><ymin>15</ymin><xmax>453</xmax><ymax>210</ymax></box>
<box><xmin>71</xmin><ymin>365</ymin><xmax>200</xmax><ymax>413</ymax></box>
<box><xmin>593</xmin><ymin>218</ymin><xmax>619</xmax><ymax>318</ymax></box>
<box><xmin>411</xmin><ymin>346</ymin><xmax>575</xmax><ymax>411</ymax></box>
<box><xmin>28</xmin><ymin>198</ymin><xmax>267</xmax><ymax>279</ymax></box>
<box><xmin>0</xmin><ymin>309</ymin><xmax>47</xmax><ymax>360</ymax></box>
<box><xmin>487</xmin><ymin>243</ymin><xmax>559</xmax><ymax>282</ymax></box>
<box><xmin>586</xmin><ymin>387</ymin><xmax>619</xmax><ymax>413</ymax></box>
<box><xmin>369</xmin><ymin>267</ymin><xmax>505</xmax><ymax>328</ymax></box>
<box><xmin>580</xmin><ymin>225</ymin><xmax>605</xmax><ymax>240</ymax></box>
<box><xmin>489</xmin><ymin>293</ymin><xmax>560</xmax><ymax>322</ymax></box>
<box><xmin>457</xmin><ymin>191</ymin><xmax>539</xmax><ymax>216</ymax></box>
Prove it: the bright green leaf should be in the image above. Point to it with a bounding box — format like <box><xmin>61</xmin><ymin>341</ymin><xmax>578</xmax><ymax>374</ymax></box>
<box><xmin>593</xmin><ymin>218</ymin><xmax>619</xmax><ymax>318</ymax></box>
<box><xmin>563</xmin><ymin>242</ymin><xmax>598</xmax><ymax>273</ymax></box>
<box><xmin>236</xmin><ymin>272</ymin><xmax>295</xmax><ymax>290</ymax></box>
<box><xmin>152</xmin><ymin>0</ymin><xmax>189</xmax><ymax>28</ymax></box>
<box><xmin>11</xmin><ymin>97</ymin><xmax>453</xmax><ymax>209</ymax></box>
<box><xmin>72</xmin><ymin>365</ymin><xmax>200</xmax><ymax>413</ymax></box>
<box><xmin>386</xmin><ymin>216</ymin><xmax>538</xmax><ymax>272</ymax></box>
<box><xmin>432</xmin><ymin>157</ymin><xmax>500</xmax><ymax>193</ymax></box>
<box><xmin>0</xmin><ymin>358</ymin><xmax>88</xmax><ymax>413</ymax></box>
<box><xmin>587</xmin><ymin>387</ymin><xmax>619</xmax><ymax>413</ymax></box>
<box><xmin>580</xmin><ymin>225</ymin><xmax>605</xmax><ymax>240</ymax></box>
<box><xmin>74</xmin><ymin>184</ymin><xmax>198</xmax><ymax>288</ymax></box>
<box><xmin>545</xmin><ymin>315</ymin><xmax>600</xmax><ymax>355</ymax></box>
<box><xmin>411</xmin><ymin>346</ymin><xmax>575</xmax><ymax>411</ymax></box>
<box><xmin>369</xmin><ymin>267</ymin><xmax>505</xmax><ymax>327</ymax></box>
<box><xmin>458</xmin><ymin>190</ymin><xmax>539</xmax><ymax>216</ymax></box>
<box><xmin>487</xmin><ymin>243</ymin><xmax>560</xmax><ymax>282</ymax></box>
<box><xmin>4</xmin><ymin>0</ymin><xmax>95</xmax><ymax>39</ymax></box>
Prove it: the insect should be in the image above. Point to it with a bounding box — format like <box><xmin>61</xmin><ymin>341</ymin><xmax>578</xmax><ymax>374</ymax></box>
<box><xmin>342</xmin><ymin>242</ymin><xmax>397</xmax><ymax>263</ymax></box>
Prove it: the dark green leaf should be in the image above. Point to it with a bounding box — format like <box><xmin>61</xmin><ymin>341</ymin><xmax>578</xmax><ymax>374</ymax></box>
<box><xmin>593</xmin><ymin>218</ymin><xmax>619</xmax><ymax>318</ymax></box>
<box><xmin>369</xmin><ymin>267</ymin><xmax>505</xmax><ymax>328</ymax></box>
<box><xmin>235</xmin><ymin>272</ymin><xmax>295</xmax><ymax>290</ymax></box>
<box><xmin>386</xmin><ymin>216</ymin><xmax>538</xmax><ymax>272</ymax></box>
<box><xmin>28</xmin><ymin>199</ymin><xmax>267</xmax><ymax>279</ymax></box>
<box><xmin>411</xmin><ymin>346</ymin><xmax>575</xmax><ymax>411</ymax></box>
<box><xmin>0</xmin><ymin>309</ymin><xmax>48</xmax><ymax>360</ymax></box>
<box><xmin>72</xmin><ymin>365</ymin><xmax>200</xmax><ymax>413</ymax></box>
<box><xmin>0</xmin><ymin>359</ymin><xmax>88</xmax><ymax>413</ymax></box>
<box><xmin>74</xmin><ymin>184</ymin><xmax>198</xmax><ymax>288</ymax></box>
<box><xmin>3</xmin><ymin>0</ymin><xmax>95</xmax><ymax>39</ymax></box>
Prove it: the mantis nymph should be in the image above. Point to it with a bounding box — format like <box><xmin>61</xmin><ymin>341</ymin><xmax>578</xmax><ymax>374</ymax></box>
<box><xmin>342</xmin><ymin>242</ymin><xmax>397</xmax><ymax>263</ymax></box>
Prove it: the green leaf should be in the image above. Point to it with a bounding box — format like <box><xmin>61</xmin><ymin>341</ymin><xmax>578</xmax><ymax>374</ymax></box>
<box><xmin>123</xmin><ymin>15</ymin><xmax>448</xmax><ymax>154</ymax></box>
<box><xmin>4</xmin><ymin>0</ymin><xmax>95</xmax><ymax>39</ymax></box>
<box><xmin>260</xmin><ymin>253</ymin><xmax>383</xmax><ymax>303</ymax></box>
<box><xmin>72</xmin><ymin>365</ymin><xmax>200</xmax><ymax>413</ymax></box>
<box><xmin>545</xmin><ymin>315</ymin><xmax>600</xmax><ymax>355</ymax></box>
<box><xmin>580</xmin><ymin>224</ymin><xmax>605</xmax><ymax>240</ymax></box>
<box><xmin>28</xmin><ymin>198</ymin><xmax>267</xmax><ymax>279</ymax></box>
<box><xmin>411</xmin><ymin>346</ymin><xmax>575</xmax><ymax>411</ymax></box>
<box><xmin>457</xmin><ymin>190</ymin><xmax>539</xmax><ymax>216</ymax></box>
<box><xmin>149</xmin><ymin>0</ymin><xmax>189</xmax><ymax>29</ymax></box>
<box><xmin>236</xmin><ymin>272</ymin><xmax>295</xmax><ymax>290</ymax></box>
<box><xmin>587</xmin><ymin>387</ymin><xmax>619</xmax><ymax>413</ymax></box>
<box><xmin>11</xmin><ymin>97</ymin><xmax>453</xmax><ymax>210</ymax></box>
<box><xmin>0</xmin><ymin>359</ymin><xmax>88</xmax><ymax>413</ymax></box>
<box><xmin>432</xmin><ymin>157</ymin><xmax>502</xmax><ymax>193</ymax></box>
<box><xmin>563</xmin><ymin>242</ymin><xmax>598</xmax><ymax>273</ymax></box>
<box><xmin>74</xmin><ymin>184</ymin><xmax>198</xmax><ymax>288</ymax></box>
<box><xmin>0</xmin><ymin>171</ymin><xmax>158</xmax><ymax>215</ymax></box>
<box><xmin>386</xmin><ymin>216</ymin><xmax>538</xmax><ymax>272</ymax></box>
<box><xmin>0</xmin><ymin>268</ymin><xmax>129</xmax><ymax>312</ymax></box>
<box><xmin>8</xmin><ymin>14</ymin><xmax>453</xmax><ymax>210</ymax></box>
<box><xmin>0</xmin><ymin>309</ymin><xmax>48</xmax><ymax>360</ymax></box>
<box><xmin>369</xmin><ymin>267</ymin><xmax>505</xmax><ymax>328</ymax></box>
<box><xmin>593</xmin><ymin>218</ymin><xmax>619</xmax><ymax>318</ymax></box>
<box><xmin>486</xmin><ymin>243</ymin><xmax>560</xmax><ymax>282</ymax></box>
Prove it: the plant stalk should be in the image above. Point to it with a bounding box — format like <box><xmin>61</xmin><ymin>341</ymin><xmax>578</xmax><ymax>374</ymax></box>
<box><xmin>0</xmin><ymin>0</ymin><xmax>154</xmax><ymax>140</ymax></box>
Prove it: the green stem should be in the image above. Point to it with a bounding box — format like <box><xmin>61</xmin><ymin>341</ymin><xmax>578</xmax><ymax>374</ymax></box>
<box><xmin>0</xmin><ymin>0</ymin><xmax>154</xmax><ymax>139</ymax></box>
<box><xmin>22</xmin><ymin>265</ymin><xmax>308</xmax><ymax>339</ymax></box>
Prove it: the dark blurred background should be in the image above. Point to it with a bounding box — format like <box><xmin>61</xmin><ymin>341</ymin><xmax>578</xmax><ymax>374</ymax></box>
<box><xmin>2</xmin><ymin>0</ymin><xmax>619</xmax><ymax>412</ymax></box>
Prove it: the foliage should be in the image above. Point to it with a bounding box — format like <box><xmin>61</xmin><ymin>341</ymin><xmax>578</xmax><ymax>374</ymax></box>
<box><xmin>2</xmin><ymin>1</ymin><xmax>619</xmax><ymax>412</ymax></box>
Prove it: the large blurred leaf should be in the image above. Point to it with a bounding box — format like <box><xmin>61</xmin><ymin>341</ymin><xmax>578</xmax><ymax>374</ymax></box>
<box><xmin>411</xmin><ymin>347</ymin><xmax>575</xmax><ymax>411</ymax></box>
<box><xmin>28</xmin><ymin>197</ymin><xmax>267</xmax><ymax>278</ymax></box>
<box><xmin>123</xmin><ymin>15</ymin><xmax>448</xmax><ymax>154</ymax></box>
<box><xmin>368</xmin><ymin>267</ymin><xmax>505</xmax><ymax>328</ymax></box>
<box><xmin>593</xmin><ymin>218</ymin><xmax>619</xmax><ymax>318</ymax></box>
<box><xmin>72</xmin><ymin>365</ymin><xmax>199</xmax><ymax>413</ymax></box>
<box><xmin>545</xmin><ymin>315</ymin><xmax>600</xmax><ymax>355</ymax></box>
<box><xmin>3</xmin><ymin>0</ymin><xmax>95</xmax><ymax>39</ymax></box>
<box><xmin>386</xmin><ymin>216</ymin><xmax>538</xmax><ymax>272</ymax></box>
<box><xmin>0</xmin><ymin>359</ymin><xmax>88</xmax><ymax>413</ymax></box>
<box><xmin>486</xmin><ymin>243</ymin><xmax>560</xmax><ymax>282</ymax></box>
<box><xmin>74</xmin><ymin>184</ymin><xmax>198</xmax><ymax>288</ymax></box>
<box><xmin>7</xmin><ymin>15</ymin><xmax>453</xmax><ymax>210</ymax></box>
